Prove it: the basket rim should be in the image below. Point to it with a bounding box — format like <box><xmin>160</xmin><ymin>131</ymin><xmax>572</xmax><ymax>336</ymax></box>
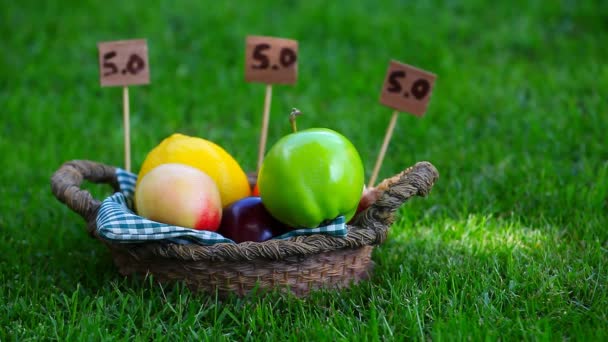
<box><xmin>102</xmin><ymin>220</ymin><xmax>389</xmax><ymax>262</ymax></box>
<box><xmin>51</xmin><ymin>160</ymin><xmax>439</xmax><ymax>262</ymax></box>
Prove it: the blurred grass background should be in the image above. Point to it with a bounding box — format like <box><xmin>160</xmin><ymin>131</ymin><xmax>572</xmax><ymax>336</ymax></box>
<box><xmin>1</xmin><ymin>0</ymin><xmax>607</xmax><ymax>340</ymax></box>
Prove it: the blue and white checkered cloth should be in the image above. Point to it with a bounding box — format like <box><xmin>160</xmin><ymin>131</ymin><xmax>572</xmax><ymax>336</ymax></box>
<box><xmin>96</xmin><ymin>169</ymin><xmax>347</xmax><ymax>245</ymax></box>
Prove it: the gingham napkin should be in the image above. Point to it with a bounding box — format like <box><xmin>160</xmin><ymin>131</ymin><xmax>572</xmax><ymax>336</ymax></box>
<box><xmin>95</xmin><ymin>169</ymin><xmax>347</xmax><ymax>245</ymax></box>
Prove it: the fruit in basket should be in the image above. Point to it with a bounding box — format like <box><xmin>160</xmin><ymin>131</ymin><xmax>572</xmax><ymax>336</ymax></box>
<box><xmin>347</xmin><ymin>185</ymin><xmax>383</xmax><ymax>224</ymax></box>
<box><xmin>252</xmin><ymin>184</ymin><xmax>260</xmax><ymax>197</ymax></box>
<box><xmin>218</xmin><ymin>196</ymin><xmax>290</xmax><ymax>243</ymax></box>
<box><xmin>258</xmin><ymin>109</ymin><xmax>364</xmax><ymax>228</ymax></box>
<box><xmin>356</xmin><ymin>185</ymin><xmax>382</xmax><ymax>213</ymax></box>
<box><xmin>135</xmin><ymin>163</ymin><xmax>222</xmax><ymax>231</ymax></box>
<box><xmin>137</xmin><ymin>133</ymin><xmax>250</xmax><ymax>207</ymax></box>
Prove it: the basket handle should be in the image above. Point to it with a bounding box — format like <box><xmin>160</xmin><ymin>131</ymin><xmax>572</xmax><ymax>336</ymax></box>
<box><xmin>51</xmin><ymin>160</ymin><xmax>119</xmax><ymax>234</ymax></box>
<box><xmin>352</xmin><ymin>161</ymin><xmax>439</xmax><ymax>236</ymax></box>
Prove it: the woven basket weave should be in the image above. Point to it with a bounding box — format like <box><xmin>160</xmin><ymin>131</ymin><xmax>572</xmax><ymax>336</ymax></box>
<box><xmin>51</xmin><ymin>160</ymin><xmax>438</xmax><ymax>297</ymax></box>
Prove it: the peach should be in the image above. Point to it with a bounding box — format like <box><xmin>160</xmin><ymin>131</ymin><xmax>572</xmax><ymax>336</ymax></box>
<box><xmin>135</xmin><ymin>163</ymin><xmax>222</xmax><ymax>231</ymax></box>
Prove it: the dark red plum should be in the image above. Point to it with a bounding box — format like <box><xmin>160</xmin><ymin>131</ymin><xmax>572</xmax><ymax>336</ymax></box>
<box><xmin>218</xmin><ymin>197</ymin><xmax>291</xmax><ymax>243</ymax></box>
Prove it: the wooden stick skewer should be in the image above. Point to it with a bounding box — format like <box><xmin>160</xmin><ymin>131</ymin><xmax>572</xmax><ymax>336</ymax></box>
<box><xmin>368</xmin><ymin>110</ymin><xmax>399</xmax><ymax>187</ymax></box>
<box><xmin>123</xmin><ymin>86</ymin><xmax>131</xmax><ymax>172</ymax></box>
<box><xmin>257</xmin><ymin>84</ymin><xmax>273</xmax><ymax>172</ymax></box>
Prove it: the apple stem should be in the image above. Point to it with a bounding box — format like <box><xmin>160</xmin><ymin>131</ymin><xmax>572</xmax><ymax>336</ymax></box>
<box><xmin>289</xmin><ymin>108</ymin><xmax>302</xmax><ymax>133</ymax></box>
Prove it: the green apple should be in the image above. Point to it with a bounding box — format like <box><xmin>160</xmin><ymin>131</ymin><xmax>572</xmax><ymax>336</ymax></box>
<box><xmin>258</xmin><ymin>111</ymin><xmax>364</xmax><ymax>228</ymax></box>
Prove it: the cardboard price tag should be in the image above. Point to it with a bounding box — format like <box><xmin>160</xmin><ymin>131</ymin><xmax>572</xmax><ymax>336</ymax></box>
<box><xmin>245</xmin><ymin>36</ymin><xmax>298</xmax><ymax>85</ymax></box>
<box><xmin>98</xmin><ymin>39</ymin><xmax>150</xmax><ymax>87</ymax></box>
<box><xmin>379</xmin><ymin>60</ymin><xmax>436</xmax><ymax>116</ymax></box>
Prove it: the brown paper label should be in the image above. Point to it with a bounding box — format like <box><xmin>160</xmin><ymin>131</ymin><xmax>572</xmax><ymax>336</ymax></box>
<box><xmin>379</xmin><ymin>60</ymin><xmax>436</xmax><ymax>116</ymax></box>
<box><xmin>98</xmin><ymin>39</ymin><xmax>150</xmax><ymax>87</ymax></box>
<box><xmin>245</xmin><ymin>36</ymin><xmax>298</xmax><ymax>85</ymax></box>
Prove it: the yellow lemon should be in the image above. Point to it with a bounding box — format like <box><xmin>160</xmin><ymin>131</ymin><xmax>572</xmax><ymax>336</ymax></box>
<box><xmin>137</xmin><ymin>133</ymin><xmax>251</xmax><ymax>207</ymax></box>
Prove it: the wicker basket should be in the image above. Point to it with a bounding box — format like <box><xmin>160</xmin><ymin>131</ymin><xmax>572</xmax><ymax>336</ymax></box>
<box><xmin>51</xmin><ymin>160</ymin><xmax>438</xmax><ymax>297</ymax></box>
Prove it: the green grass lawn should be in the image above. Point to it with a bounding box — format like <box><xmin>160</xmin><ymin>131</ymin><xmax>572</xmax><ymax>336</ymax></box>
<box><xmin>1</xmin><ymin>0</ymin><xmax>607</xmax><ymax>340</ymax></box>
